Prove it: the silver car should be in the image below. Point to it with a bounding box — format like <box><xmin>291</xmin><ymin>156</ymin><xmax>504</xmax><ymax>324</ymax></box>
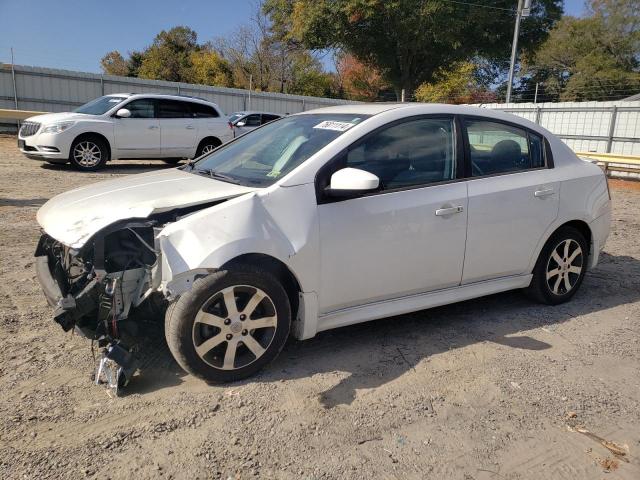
<box><xmin>228</xmin><ymin>111</ymin><xmax>283</xmax><ymax>137</ymax></box>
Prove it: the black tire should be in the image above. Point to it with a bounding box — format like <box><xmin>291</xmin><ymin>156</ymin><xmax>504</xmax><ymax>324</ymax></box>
<box><xmin>165</xmin><ymin>266</ymin><xmax>291</xmax><ymax>383</ymax></box>
<box><xmin>525</xmin><ymin>226</ymin><xmax>589</xmax><ymax>305</ymax></box>
<box><xmin>161</xmin><ymin>158</ymin><xmax>182</xmax><ymax>165</ymax></box>
<box><xmin>195</xmin><ymin>138</ymin><xmax>221</xmax><ymax>158</ymax></box>
<box><xmin>69</xmin><ymin>135</ymin><xmax>109</xmax><ymax>171</ymax></box>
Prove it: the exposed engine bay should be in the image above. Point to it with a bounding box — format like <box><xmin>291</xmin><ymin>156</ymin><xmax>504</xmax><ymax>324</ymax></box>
<box><xmin>34</xmin><ymin>202</ymin><xmax>221</xmax><ymax>394</ymax></box>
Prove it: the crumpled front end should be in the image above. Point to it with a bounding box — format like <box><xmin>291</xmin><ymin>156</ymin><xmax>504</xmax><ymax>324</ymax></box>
<box><xmin>35</xmin><ymin>220</ymin><xmax>161</xmax><ymax>335</ymax></box>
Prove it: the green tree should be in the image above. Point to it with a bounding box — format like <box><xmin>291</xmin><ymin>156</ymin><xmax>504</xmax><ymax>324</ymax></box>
<box><xmin>415</xmin><ymin>62</ymin><xmax>496</xmax><ymax>104</ymax></box>
<box><xmin>188</xmin><ymin>47</ymin><xmax>235</xmax><ymax>87</ymax></box>
<box><xmin>526</xmin><ymin>0</ymin><xmax>640</xmax><ymax>101</ymax></box>
<box><xmin>137</xmin><ymin>26</ymin><xmax>199</xmax><ymax>82</ymax></box>
<box><xmin>264</xmin><ymin>0</ymin><xmax>562</xmax><ymax>100</ymax></box>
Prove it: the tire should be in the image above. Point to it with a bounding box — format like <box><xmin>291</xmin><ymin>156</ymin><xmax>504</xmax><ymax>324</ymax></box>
<box><xmin>69</xmin><ymin>136</ymin><xmax>109</xmax><ymax>171</ymax></box>
<box><xmin>526</xmin><ymin>226</ymin><xmax>589</xmax><ymax>305</ymax></box>
<box><xmin>162</xmin><ymin>158</ymin><xmax>182</xmax><ymax>165</ymax></box>
<box><xmin>195</xmin><ymin>138</ymin><xmax>221</xmax><ymax>158</ymax></box>
<box><xmin>165</xmin><ymin>266</ymin><xmax>291</xmax><ymax>383</ymax></box>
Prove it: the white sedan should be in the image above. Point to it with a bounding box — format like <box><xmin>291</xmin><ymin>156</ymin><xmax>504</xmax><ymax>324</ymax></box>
<box><xmin>35</xmin><ymin>103</ymin><xmax>611</xmax><ymax>386</ymax></box>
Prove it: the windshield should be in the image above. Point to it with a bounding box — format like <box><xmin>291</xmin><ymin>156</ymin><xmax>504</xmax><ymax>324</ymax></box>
<box><xmin>74</xmin><ymin>96</ymin><xmax>127</xmax><ymax>115</ymax></box>
<box><xmin>192</xmin><ymin>113</ymin><xmax>369</xmax><ymax>187</ymax></box>
<box><xmin>228</xmin><ymin>113</ymin><xmax>245</xmax><ymax>123</ymax></box>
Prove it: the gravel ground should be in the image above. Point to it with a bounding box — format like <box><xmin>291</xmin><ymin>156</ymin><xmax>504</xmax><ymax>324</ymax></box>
<box><xmin>0</xmin><ymin>135</ymin><xmax>638</xmax><ymax>480</ymax></box>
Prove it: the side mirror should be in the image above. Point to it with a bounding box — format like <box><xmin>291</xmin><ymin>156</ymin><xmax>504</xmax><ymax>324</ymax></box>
<box><xmin>326</xmin><ymin>168</ymin><xmax>380</xmax><ymax>198</ymax></box>
<box><xmin>235</xmin><ymin>121</ymin><xmax>246</xmax><ymax>127</ymax></box>
<box><xmin>115</xmin><ymin>108</ymin><xmax>131</xmax><ymax>118</ymax></box>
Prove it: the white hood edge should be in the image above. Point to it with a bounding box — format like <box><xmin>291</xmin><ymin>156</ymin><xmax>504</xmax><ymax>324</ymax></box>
<box><xmin>37</xmin><ymin>168</ymin><xmax>259</xmax><ymax>249</ymax></box>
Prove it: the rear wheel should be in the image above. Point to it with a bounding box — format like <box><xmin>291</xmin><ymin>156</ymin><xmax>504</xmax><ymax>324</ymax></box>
<box><xmin>526</xmin><ymin>226</ymin><xmax>588</xmax><ymax>305</ymax></box>
<box><xmin>69</xmin><ymin>136</ymin><xmax>109</xmax><ymax>171</ymax></box>
<box><xmin>195</xmin><ymin>138</ymin><xmax>221</xmax><ymax>158</ymax></box>
<box><xmin>165</xmin><ymin>266</ymin><xmax>291</xmax><ymax>383</ymax></box>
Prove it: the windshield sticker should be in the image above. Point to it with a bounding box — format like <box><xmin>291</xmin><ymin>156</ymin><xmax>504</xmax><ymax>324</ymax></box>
<box><xmin>313</xmin><ymin>120</ymin><xmax>355</xmax><ymax>132</ymax></box>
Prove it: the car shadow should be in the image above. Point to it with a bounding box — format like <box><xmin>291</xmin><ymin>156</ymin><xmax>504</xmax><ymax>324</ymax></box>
<box><xmin>123</xmin><ymin>252</ymin><xmax>640</xmax><ymax>400</ymax></box>
<box><xmin>40</xmin><ymin>161</ymin><xmax>181</xmax><ymax>175</ymax></box>
<box><xmin>0</xmin><ymin>197</ymin><xmax>48</xmax><ymax>208</ymax></box>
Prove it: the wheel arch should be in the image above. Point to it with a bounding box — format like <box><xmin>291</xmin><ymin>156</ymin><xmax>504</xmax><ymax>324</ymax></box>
<box><xmin>196</xmin><ymin>136</ymin><xmax>222</xmax><ymax>153</ymax></box>
<box><xmin>70</xmin><ymin>132</ymin><xmax>112</xmax><ymax>160</ymax></box>
<box><xmin>531</xmin><ymin>219</ymin><xmax>593</xmax><ymax>273</ymax></box>
<box><xmin>222</xmin><ymin>253</ymin><xmax>302</xmax><ymax>321</ymax></box>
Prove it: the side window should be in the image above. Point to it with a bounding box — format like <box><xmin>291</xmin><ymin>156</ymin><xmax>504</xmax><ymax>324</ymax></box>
<box><xmin>244</xmin><ymin>114</ymin><xmax>261</xmax><ymax>127</ymax></box>
<box><xmin>262</xmin><ymin>114</ymin><xmax>280</xmax><ymax>124</ymax></box>
<box><xmin>191</xmin><ymin>102</ymin><xmax>219</xmax><ymax>118</ymax></box>
<box><xmin>158</xmin><ymin>100</ymin><xmax>191</xmax><ymax>118</ymax></box>
<box><xmin>345</xmin><ymin>117</ymin><xmax>456</xmax><ymax>189</ymax></box>
<box><xmin>465</xmin><ymin>119</ymin><xmax>542</xmax><ymax>176</ymax></box>
<box><xmin>124</xmin><ymin>99</ymin><xmax>156</xmax><ymax>118</ymax></box>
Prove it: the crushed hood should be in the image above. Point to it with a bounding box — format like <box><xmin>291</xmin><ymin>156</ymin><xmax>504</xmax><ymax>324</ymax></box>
<box><xmin>37</xmin><ymin>168</ymin><xmax>258</xmax><ymax>248</ymax></box>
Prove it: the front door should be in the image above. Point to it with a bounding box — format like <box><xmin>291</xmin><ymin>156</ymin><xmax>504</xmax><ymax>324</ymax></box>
<box><xmin>317</xmin><ymin>116</ymin><xmax>468</xmax><ymax>313</ymax></box>
<box><xmin>113</xmin><ymin>98</ymin><xmax>160</xmax><ymax>158</ymax></box>
<box><xmin>461</xmin><ymin>117</ymin><xmax>560</xmax><ymax>283</ymax></box>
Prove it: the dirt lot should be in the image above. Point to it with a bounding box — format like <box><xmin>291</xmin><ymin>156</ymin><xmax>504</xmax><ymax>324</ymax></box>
<box><xmin>0</xmin><ymin>134</ymin><xmax>638</xmax><ymax>479</ymax></box>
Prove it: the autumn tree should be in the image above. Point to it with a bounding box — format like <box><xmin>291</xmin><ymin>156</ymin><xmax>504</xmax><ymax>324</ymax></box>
<box><xmin>336</xmin><ymin>53</ymin><xmax>386</xmax><ymax>101</ymax></box>
<box><xmin>264</xmin><ymin>0</ymin><xmax>562</xmax><ymax>100</ymax></box>
<box><xmin>415</xmin><ymin>62</ymin><xmax>496</xmax><ymax>104</ymax></box>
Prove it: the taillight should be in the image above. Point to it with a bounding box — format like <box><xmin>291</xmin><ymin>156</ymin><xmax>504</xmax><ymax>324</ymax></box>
<box><xmin>228</xmin><ymin>122</ymin><xmax>233</xmax><ymax>130</ymax></box>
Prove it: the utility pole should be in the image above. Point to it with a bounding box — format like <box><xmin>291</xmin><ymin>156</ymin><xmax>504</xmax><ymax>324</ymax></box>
<box><xmin>506</xmin><ymin>0</ymin><xmax>532</xmax><ymax>103</ymax></box>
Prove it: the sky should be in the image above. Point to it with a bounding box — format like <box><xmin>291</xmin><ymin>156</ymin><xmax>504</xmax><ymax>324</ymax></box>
<box><xmin>0</xmin><ymin>0</ymin><xmax>589</xmax><ymax>73</ymax></box>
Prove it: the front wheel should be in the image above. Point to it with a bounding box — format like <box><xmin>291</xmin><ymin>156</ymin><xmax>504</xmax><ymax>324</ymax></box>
<box><xmin>69</xmin><ymin>136</ymin><xmax>109</xmax><ymax>171</ymax></box>
<box><xmin>526</xmin><ymin>226</ymin><xmax>589</xmax><ymax>305</ymax></box>
<box><xmin>165</xmin><ymin>266</ymin><xmax>291</xmax><ymax>383</ymax></box>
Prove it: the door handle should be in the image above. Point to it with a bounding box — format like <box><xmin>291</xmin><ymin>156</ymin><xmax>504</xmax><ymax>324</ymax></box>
<box><xmin>534</xmin><ymin>188</ymin><xmax>555</xmax><ymax>198</ymax></box>
<box><xmin>185</xmin><ymin>125</ymin><xmax>195</xmax><ymax>130</ymax></box>
<box><xmin>148</xmin><ymin>125</ymin><xmax>159</xmax><ymax>130</ymax></box>
<box><xmin>435</xmin><ymin>205</ymin><xmax>464</xmax><ymax>216</ymax></box>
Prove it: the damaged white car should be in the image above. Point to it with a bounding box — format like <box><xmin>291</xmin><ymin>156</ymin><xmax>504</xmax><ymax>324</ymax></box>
<box><xmin>35</xmin><ymin>104</ymin><xmax>611</xmax><ymax>389</ymax></box>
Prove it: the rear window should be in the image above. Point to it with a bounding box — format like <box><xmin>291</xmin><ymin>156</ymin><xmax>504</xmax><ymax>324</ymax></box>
<box><xmin>158</xmin><ymin>100</ymin><xmax>191</xmax><ymax>118</ymax></box>
<box><xmin>191</xmin><ymin>102</ymin><xmax>219</xmax><ymax>118</ymax></box>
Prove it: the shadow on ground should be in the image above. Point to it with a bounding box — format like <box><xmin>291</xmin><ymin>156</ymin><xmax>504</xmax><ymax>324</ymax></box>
<box><xmin>120</xmin><ymin>252</ymin><xmax>640</xmax><ymax>402</ymax></box>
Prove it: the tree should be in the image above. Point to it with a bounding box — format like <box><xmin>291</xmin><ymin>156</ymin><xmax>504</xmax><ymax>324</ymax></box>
<box><xmin>415</xmin><ymin>62</ymin><xmax>496</xmax><ymax>104</ymax></box>
<box><xmin>264</xmin><ymin>0</ymin><xmax>562</xmax><ymax>100</ymax></box>
<box><xmin>188</xmin><ymin>47</ymin><xmax>234</xmax><ymax>87</ymax></box>
<box><xmin>100</xmin><ymin>51</ymin><xmax>128</xmax><ymax>76</ymax></box>
<box><xmin>137</xmin><ymin>26</ymin><xmax>199</xmax><ymax>82</ymax></box>
<box><xmin>336</xmin><ymin>53</ymin><xmax>387</xmax><ymax>101</ymax></box>
<box><xmin>525</xmin><ymin>0</ymin><xmax>640</xmax><ymax>101</ymax></box>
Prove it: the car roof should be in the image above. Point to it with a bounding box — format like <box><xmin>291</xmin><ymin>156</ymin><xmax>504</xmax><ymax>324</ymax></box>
<box><xmin>107</xmin><ymin>93</ymin><xmax>219</xmax><ymax>107</ymax></box>
<box><xmin>300</xmin><ymin>103</ymin><xmax>547</xmax><ymax>132</ymax></box>
<box><xmin>229</xmin><ymin>111</ymin><xmax>281</xmax><ymax>116</ymax></box>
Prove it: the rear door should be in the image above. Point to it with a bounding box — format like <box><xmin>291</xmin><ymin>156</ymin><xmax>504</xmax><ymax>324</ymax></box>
<box><xmin>461</xmin><ymin>117</ymin><xmax>559</xmax><ymax>283</ymax></box>
<box><xmin>113</xmin><ymin>98</ymin><xmax>160</xmax><ymax>158</ymax></box>
<box><xmin>158</xmin><ymin>99</ymin><xmax>198</xmax><ymax>157</ymax></box>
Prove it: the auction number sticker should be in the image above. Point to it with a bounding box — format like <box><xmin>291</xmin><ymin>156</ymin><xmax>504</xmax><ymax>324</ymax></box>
<box><xmin>313</xmin><ymin>120</ymin><xmax>355</xmax><ymax>132</ymax></box>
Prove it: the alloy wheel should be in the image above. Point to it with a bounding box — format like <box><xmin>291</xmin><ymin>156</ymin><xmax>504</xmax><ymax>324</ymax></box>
<box><xmin>192</xmin><ymin>285</ymin><xmax>278</xmax><ymax>370</ymax></box>
<box><xmin>201</xmin><ymin>144</ymin><xmax>216</xmax><ymax>155</ymax></box>
<box><xmin>545</xmin><ymin>239</ymin><xmax>583</xmax><ymax>295</ymax></box>
<box><xmin>73</xmin><ymin>141</ymin><xmax>101</xmax><ymax>168</ymax></box>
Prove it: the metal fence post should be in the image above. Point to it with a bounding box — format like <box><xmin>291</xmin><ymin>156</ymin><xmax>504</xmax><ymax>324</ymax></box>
<box><xmin>177</xmin><ymin>85</ymin><xmax>181</xmax><ymax>95</ymax></box>
<box><xmin>301</xmin><ymin>99</ymin><xmax>306</xmax><ymax>112</ymax></box>
<box><xmin>100</xmin><ymin>75</ymin><xmax>104</xmax><ymax>96</ymax></box>
<box><xmin>10</xmin><ymin>48</ymin><xmax>19</xmax><ymax>129</ymax></box>
<box><xmin>535</xmin><ymin>106</ymin><xmax>542</xmax><ymax>124</ymax></box>
<box><xmin>606</xmin><ymin>105</ymin><xmax>618</xmax><ymax>153</ymax></box>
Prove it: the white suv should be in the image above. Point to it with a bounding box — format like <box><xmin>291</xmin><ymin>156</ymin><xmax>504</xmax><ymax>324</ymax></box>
<box><xmin>18</xmin><ymin>94</ymin><xmax>233</xmax><ymax>171</ymax></box>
